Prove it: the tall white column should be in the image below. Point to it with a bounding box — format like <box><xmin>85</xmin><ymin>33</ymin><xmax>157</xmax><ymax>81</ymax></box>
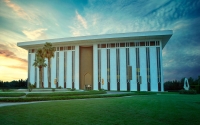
<box><xmin>140</xmin><ymin>47</ymin><xmax>147</xmax><ymax>91</ymax></box>
<box><xmin>75</xmin><ymin>46</ymin><xmax>79</xmax><ymax>89</ymax></box>
<box><xmin>101</xmin><ymin>49</ymin><xmax>107</xmax><ymax>90</ymax></box>
<box><xmin>43</xmin><ymin>59</ymin><xmax>48</xmax><ymax>88</ymax></box>
<box><xmin>160</xmin><ymin>42</ymin><xmax>164</xmax><ymax>91</ymax></box>
<box><xmin>150</xmin><ymin>47</ymin><xmax>158</xmax><ymax>91</ymax></box>
<box><xmin>129</xmin><ymin>48</ymin><xmax>137</xmax><ymax>91</ymax></box>
<box><xmin>93</xmin><ymin>44</ymin><xmax>98</xmax><ymax>90</ymax></box>
<box><xmin>51</xmin><ymin>53</ymin><xmax>57</xmax><ymax>88</ymax></box>
<box><xmin>67</xmin><ymin>51</ymin><xmax>72</xmax><ymax>88</ymax></box>
<box><xmin>30</xmin><ymin>53</ymin><xmax>35</xmax><ymax>85</ymax></box>
<box><xmin>59</xmin><ymin>51</ymin><xmax>64</xmax><ymax>88</ymax></box>
<box><xmin>36</xmin><ymin>67</ymin><xmax>39</xmax><ymax>88</ymax></box>
<box><xmin>120</xmin><ymin>48</ymin><xmax>127</xmax><ymax>91</ymax></box>
<box><xmin>110</xmin><ymin>48</ymin><xmax>117</xmax><ymax>90</ymax></box>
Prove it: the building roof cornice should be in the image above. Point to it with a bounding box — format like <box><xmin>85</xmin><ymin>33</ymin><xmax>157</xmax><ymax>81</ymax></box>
<box><xmin>17</xmin><ymin>30</ymin><xmax>173</xmax><ymax>50</ymax></box>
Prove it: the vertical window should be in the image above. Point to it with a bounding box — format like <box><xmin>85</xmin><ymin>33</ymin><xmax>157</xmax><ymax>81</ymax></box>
<box><xmin>35</xmin><ymin>54</ymin><xmax>37</xmax><ymax>85</ymax></box>
<box><xmin>126</xmin><ymin>48</ymin><xmax>130</xmax><ymax>91</ymax></box>
<box><xmin>156</xmin><ymin>47</ymin><xmax>161</xmax><ymax>91</ymax></box>
<box><xmin>116</xmin><ymin>48</ymin><xmax>120</xmax><ymax>91</ymax></box>
<box><xmin>56</xmin><ymin>52</ymin><xmax>59</xmax><ymax>87</ymax></box>
<box><xmin>49</xmin><ymin>59</ymin><xmax>51</xmax><ymax>88</ymax></box>
<box><xmin>64</xmin><ymin>52</ymin><xmax>66</xmax><ymax>88</ymax></box>
<box><xmin>28</xmin><ymin>54</ymin><xmax>31</xmax><ymax>83</ymax></box>
<box><xmin>136</xmin><ymin>48</ymin><xmax>140</xmax><ymax>91</ymax></box>
<box><xmin>42</xmin><ymin>67</ymin><xmax>44</xmax><ymax>87</ymax></box>
<box><xmin>146</xmin><ymin>47</ymin><xmax>151</xmax><ymax>91</ymax></box>
<box><xmin>72</xmin><ymin>51</ymin><xmax>75</xmax><ymax>89</ymax></box>
<box><xmin>107</xmin><ymin>49</ymin><xmax>110</xmax><ymax>90</ymax></box>
<box><xmin>98</xmin><ymin>50</ymin><xmax>101</xmax><ymax>90</ymax></box>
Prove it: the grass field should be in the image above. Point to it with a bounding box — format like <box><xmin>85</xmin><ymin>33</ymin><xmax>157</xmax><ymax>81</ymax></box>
<box><xmin>0</xmin><ymin>94</ymin><xmax>200</xmax><ymax>125</ymax></box>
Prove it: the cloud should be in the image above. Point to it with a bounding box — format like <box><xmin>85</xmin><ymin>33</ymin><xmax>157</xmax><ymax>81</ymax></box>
<box><xmin>0</xmin><ymin>45</ymin><xmax>27</xmax><ymax>64</ymax></box>
<box><xmin>4</xmin><ymin>0</ymin><xmax>31</xmax><ymax>21</ymax></box>
<box><xmin>75</xmin><ymin>10</ymin><xmax>88</xmax><ymax>29</ymax></box>
<box><xmin>22</xmin><ymin>28</ymin><xmax>48</xmax><ymax>40</ymax></box>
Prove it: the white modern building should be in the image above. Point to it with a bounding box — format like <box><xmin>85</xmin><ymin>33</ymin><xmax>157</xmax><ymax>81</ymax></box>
<box><xmin>17</xmin><ymin>30</ymin><xmax>172</xmax><ymax>91</ymax></box>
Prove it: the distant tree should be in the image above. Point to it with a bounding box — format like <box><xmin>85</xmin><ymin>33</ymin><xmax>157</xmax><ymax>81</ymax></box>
<box><xmin>33</xmin><ymin>48</ymin><xmax>47</xmax><ymax>88</ymax></box>
<box><xmin>43</xmin><ymin>42</ymin><xmax>55</xmax><ymax>88</ymax></box>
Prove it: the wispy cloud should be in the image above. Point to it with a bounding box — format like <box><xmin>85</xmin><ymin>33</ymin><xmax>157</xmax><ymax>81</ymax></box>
<box><xmin>22</xmin><ymin>28</ymin><xmax>48</xmax><ymax>40</ymax></box>
<box><xmin>4</xmin><ymin>0</ymin><xmax>31</xmax><ymax>21</ymax></box>
<box><xmin>76</xmin><ymin>10</ymin><xmax>87</xmax><ymax>29</ymax></box>
<box><xmin>0</xmin><ymin>44</ymin><xmax>27</xmax><ymax>64</ymax></box>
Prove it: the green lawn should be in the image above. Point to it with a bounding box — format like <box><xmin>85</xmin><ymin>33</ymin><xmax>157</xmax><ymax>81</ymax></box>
<box><xmin>0</xmin><ymin>94</ymin><xmax>200</xmax><ymax>125</ymax></box>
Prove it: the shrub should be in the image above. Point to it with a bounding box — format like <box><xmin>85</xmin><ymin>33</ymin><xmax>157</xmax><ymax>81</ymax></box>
<box><xmin>52</xmin><ymin>88</ymin><xmax>55</xmax><ymax>92</ymax></box>
<box><xmin>71</xmin><ymin>88</ymin><xmax>76</xmax><ymax>91</ymax></box>
<box><xmin>0</xmin><ymin>93</ymin><xmax>26</xmax><ymax>97</ymax></box>
<box><xmin>179</xmin><ymin>89</ymin><xmax>197</xmax><ymax>94</ymax></box>
<box><xmin>58</xmin><ymin>86</ymin><xmax>62</xmax><ymax>89</ymax></box>
<box><xmin>28</xmin><ymin>82</ymin><xmax>34</xmax><ymax>92</ymax></box>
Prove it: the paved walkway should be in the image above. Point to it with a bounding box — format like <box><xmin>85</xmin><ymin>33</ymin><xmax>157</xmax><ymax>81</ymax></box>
<box><xmin>0</xmin><ymin>91</ymin><xmax>133</xmax><ymax>107</ymax></box>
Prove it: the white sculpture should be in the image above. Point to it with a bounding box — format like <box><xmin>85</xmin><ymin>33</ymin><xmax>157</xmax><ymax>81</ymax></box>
<box><xmin>184</xmin><ymin>78</ymin><xmax>190</xmax><ymax>90</ymax></box>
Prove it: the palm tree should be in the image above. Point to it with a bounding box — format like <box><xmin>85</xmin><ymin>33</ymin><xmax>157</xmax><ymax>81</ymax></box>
<box><xmin>33</xmin><ymin>49</ymin><xmax>47</xmax><ymax>88</ymax></box>
<box><xmin>43</xmin><ymin>42</ymin><xmax>55</xmax><ymax>88</ymax></box>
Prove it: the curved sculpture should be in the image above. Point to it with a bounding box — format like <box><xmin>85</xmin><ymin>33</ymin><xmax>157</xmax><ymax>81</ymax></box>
<box><xmin>184</xmin><ymin>78</ymin><xmax>190</xmax><ymax>90</ymax></box>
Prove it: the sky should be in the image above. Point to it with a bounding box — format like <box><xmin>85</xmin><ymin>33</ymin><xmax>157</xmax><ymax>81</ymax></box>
<box><xmin>0</xmin><ymin>0</ymin><xmax>200</xmax><ymax>82</ymax></box>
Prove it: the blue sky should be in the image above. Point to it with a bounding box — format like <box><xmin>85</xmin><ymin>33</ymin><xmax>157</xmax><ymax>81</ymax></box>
<box><xmin>0</xmin><ymin>0</ymin><xmax>200</xmax><ymax>82</ymax></box>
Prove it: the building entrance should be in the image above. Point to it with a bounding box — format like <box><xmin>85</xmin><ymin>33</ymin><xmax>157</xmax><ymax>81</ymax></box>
<box><xmin>80</xmin><ymin>46</ymin><xmax>93</xmax><ymax>89</ymax></box>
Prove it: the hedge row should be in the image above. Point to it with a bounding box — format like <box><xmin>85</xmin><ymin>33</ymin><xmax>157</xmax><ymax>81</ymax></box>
<box><xmin>26</xmin><ymin>91</ymin><xmax>106</xmax><ymax>97</ymax></box>
<box><xmin>0</xmin><ymin>92</ymin><xmax>157</xmax><ymax>102</ymax></box>
<box><xmin>179</xmin><ymin>89</ymin><xmax>197</xmax><ymax>94</ymax></box>
<box><xmin>0</xmin><ymin>93</ymin><xmax>26</xmax><ymax>97</ymax></box>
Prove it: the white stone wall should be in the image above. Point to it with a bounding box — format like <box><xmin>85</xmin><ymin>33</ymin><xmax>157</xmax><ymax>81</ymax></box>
<box><xmin>32</xmin><ymin>42</ymin><xmax>163</xmax><ymax>91</ymax></box>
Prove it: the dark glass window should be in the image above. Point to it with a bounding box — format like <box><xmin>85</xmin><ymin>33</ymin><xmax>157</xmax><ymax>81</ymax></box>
<box><xmin>111</xmin><ymin>43</ymin><xmax>115</xmax><ymax>48</ymax></box>
<box><xmin>120</xmin><ymin>43</ymin><xmax>125</xmax><ymax>47</ymax></box>
<box><xmin>130</xmin><ymin>42</ymin><xmax>135</xmax><ymax>47</ymax></box>
<box><xmin>140</xmin><ymin>42</ymin><xmax>145</xmax><ymax>46</ymax></box>
<box><xmin>101</xmin><ymin>44</ymin><xmax>106</xmax><ymax>48</ymax></box>
<box><xmin>68</xmin><ymin>46</ymin><xmax>71</xmax><ymax>50</ymax></box>
<box><xmin>150</xmin><ymin>41</ymin><xmax>155</xmax><ymax>46</ymax></box>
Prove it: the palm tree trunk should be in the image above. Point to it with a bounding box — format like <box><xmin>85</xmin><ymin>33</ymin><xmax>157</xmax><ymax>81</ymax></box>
<box><xmin>39</xmin><ymin>67</ymin><xmax>42</xmax><ymax>88</ymax></box>
<box><xmin>48</xmin><ymin>58</ymin><xmax>51</xmax><ymax>88</ymax></box>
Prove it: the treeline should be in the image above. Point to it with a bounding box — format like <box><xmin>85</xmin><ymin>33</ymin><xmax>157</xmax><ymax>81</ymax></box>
<box><xmin>164</xmin><ymin>76</ymin><xmax>200</xmax><ymax>91</ymax></box>
<box><xmin>0</xmin><ymin>79</ymin><xmax>27</xmax><ymax>89</ymax></box>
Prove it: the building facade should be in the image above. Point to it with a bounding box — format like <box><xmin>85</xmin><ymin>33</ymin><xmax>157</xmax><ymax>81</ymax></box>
<box><xmin>18</xmin><ymin>30</ymin><xmax>172</xmax><ymax>91</ymax></box>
